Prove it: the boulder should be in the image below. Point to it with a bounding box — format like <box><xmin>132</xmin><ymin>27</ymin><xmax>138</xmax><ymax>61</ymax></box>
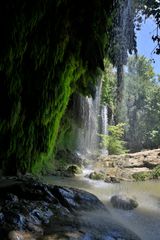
<box><xmin>51</xmin><ymin>185</ymin><xmax>106</xmax><ymax>212</ymax></box>
<box><xmin>89</xmin><ymin>171</ymin><xmax>105</xmax><ymax>180</ymax></box>
<box><xmin>104</xmin><ymin>175</ymin><xmax>120</xmax><ymax>183</ymax></box>
<box><xmin>0</xmin><ymin>176</ymin><xmax>106</xmax><ymax>239</ymax></box>
<box><xmin>111</xmin><ymin>194</ymin><xmax>138</xmax><ymax>210</ymax></box>
<box><xmin>0</xmin><ymin>176</ymin><xmax>141</xmax><ymax>240</ymax></box>
<box><xmin>65</xmin><ymin>164</ymin><xmax>83</xmax><ymax>176</ymax></box>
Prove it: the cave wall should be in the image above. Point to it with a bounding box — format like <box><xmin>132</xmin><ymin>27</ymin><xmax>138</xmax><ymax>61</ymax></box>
<box><xmin>0</xmin><ymin>0</ymin><xmax>114</xmax><ymax>174</ymax></box>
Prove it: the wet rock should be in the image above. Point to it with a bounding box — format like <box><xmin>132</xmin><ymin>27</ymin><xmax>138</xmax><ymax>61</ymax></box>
<box><xmin>3</xmin><ymin>210</ymin><xmax>26</xmax><ymax>229</ymax></box>
<box><xmin>110</xmin><ymin>176</ymin><xmax>120</xmax><ymax>183</ymax></box>
<box><xmin>0</xmin><ymin>176</ymin><xmax>141</xmax><ymax>240</ymax></box>
<box><xmin>65</xmin><ymin>165</ymin><xmax>83</xmax><ymax>176</ymax></box>
<box><xmin>89</xmin><ymin>171</ymin><xmax>105</xmax><ymax>180</ymax></box>
<box><xmin>0</xmin><ymin>212</ymin><xmax>4</xmax><ymax>223</ymax></box>
<box><xmin>5</xmin><ymin>193</ymin><xmax>19</xmax><ymax>203</ymax></box>
<box><xmin>27</xmin><ymin>223</ymin><xmax>44</xmax><ymax>234</ymax></box>
<box><xmin>51</xmin><ymin>186</ymin><xmax>106</xmax><ymax>212</ymax></box>
<box><xmin>143</xmin><ymin>160</ymin><xmax>159</xmax><ymax>169</ymax></box>
<box><xmin>110</xmin><ymin>195</ymin><xmax>138</xmax><ymax>210</ymax></box>
<box><xmin>8</xmin><ymin>230</ymin><xmax>23</xmax><ymax>240</ymax></box>
<box><xmin>44</xmin><ymin>210</ymin><xmax>141</xmax><ymax>240</ymax></box>
<box><xmin>105</xmin><ymin>176</ymin><xmax>120</xmax><ymax>183</ymax></box>
<box><xmin>8</xmin><ymin>230</ymin><xmax>36</xmax><ymax>240</ymax></box>
<box><xmin>0</xmin><ymin>176</ymin><xmax>107</xmax><ymax>239</ymax></box>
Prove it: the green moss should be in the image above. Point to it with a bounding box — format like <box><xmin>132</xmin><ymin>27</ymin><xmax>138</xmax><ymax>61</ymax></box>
<box><xmin>0</xmin><ymin>1</ymin><xmax>113</xmax><ymax>175</ymax></box>
<box><xmin>66</xmin><ymin>165</ymin><xmax>83</xmax><ymax>175</ymax></box>
<box><xmin>30</xmin><ymin>57</ymin><xmax>85</xmax><ymax>174</ymax></box>
<box><xmin>89</xmin><ymin>171</ymin><xmax>105</xmax><ymax>180</ymax></box>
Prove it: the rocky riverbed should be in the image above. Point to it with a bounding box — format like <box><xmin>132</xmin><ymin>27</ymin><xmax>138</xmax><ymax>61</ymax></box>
<box><xmin>0</xmin><ymin>175</ymin><xmax>141</xmax><ymax>240</ymax></box>
<box><xmin>89</xmin><ymin>149</ymin><xmax>160</xmax><ymax>182</ymax></box>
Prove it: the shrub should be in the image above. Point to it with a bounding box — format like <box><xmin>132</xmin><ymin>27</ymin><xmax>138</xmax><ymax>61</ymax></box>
<box><xmin>151</xmin><ymin>165</ymin><xmax>160</xmax><ymax>179</ymax></box>
<box><xmin>132</xmin><ymin>171</ymin><xmax>151</xmax><ymax>181</ymax></box>
<box><xmin>100</xmin><ymin>123</ymin><xmax>127</xmax><ymax>155</ymax></box>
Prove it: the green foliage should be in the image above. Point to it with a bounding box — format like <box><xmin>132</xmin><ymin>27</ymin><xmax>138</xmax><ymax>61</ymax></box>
<box><xmin>100</xmin><ymin>123</ymin><xmax>127</xmax><ymax>155</ymax></box>
<box><xmin>118</xmin><ymin>56</ymin><xmax>160</xmax><ymax>152</ymax></box>
<box><xmin>136</xmin><ymin>0</ymin><xmax>160</xmax><ymax>54</ymax></box>
<box><xmin>152</xmin><ymin>165</ymin><xmax>160</xmax><ymax>179</ymax></box>
<box><xmin>132</xmin><ymin>171</ymin><xmax>151</xmax><ymax>181</ymax></box>
<box><xmin>101</xmin><ymin>59</ymin><xmax>116</xmax><ymax>113</ymax></box>
<box><xmin>132</xmin><ymin>165</ymin><xmax>160</xmax><ymax>181</ymax></box>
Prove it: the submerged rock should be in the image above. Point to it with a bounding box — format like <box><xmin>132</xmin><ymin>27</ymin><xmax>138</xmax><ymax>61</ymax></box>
<box><xmin>110</xmin><ymin>194</ymin><xmax>138</xmax><ymax>210</ymax></box>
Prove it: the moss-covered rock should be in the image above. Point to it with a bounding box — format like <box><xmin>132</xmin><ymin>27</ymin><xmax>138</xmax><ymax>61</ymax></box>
<box><xmin>66</xmin><ymin>165</ymin><xmax>83</xmax><ymax>175</ymax></box>
<box><xmin>89</xmin><ymin>171</ymin><xmax>105</xmax><ymax>180</ymax></box>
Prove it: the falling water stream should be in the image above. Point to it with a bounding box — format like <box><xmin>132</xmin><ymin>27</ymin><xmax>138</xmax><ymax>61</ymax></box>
<box><xmin>44</xmin><ymin>173</ymin><xmax>160</xmax><ymax>240</ymax></box>
<box><xmin>72</xmin><ymin>80</ymin><xmax>105</xmax><ymax>156</ymax></box>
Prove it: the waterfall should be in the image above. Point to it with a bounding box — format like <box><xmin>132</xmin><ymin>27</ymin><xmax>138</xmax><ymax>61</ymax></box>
<box><xmin>99</xmin><ymin>104</ymin><xmax>109</xmax><ymax>155</ymax></box>
<box><xmin>101</xmin><ymin>105</ymin><xmax>108</xmax><ymax>136</ymax></box>
<box><xmin>71</xmin><ymin>79</ymin><xmax>110</xmax><ymax>157</ymax></box>
<box><xmin>72</xmin><ymin>81</ymin><xmax>102</xmax><ymax>157</ymax></box>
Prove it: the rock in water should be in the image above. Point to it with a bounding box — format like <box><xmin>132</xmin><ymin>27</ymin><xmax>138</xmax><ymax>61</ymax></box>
<box><xmin>111</xmin><ymin>194</ymin><xmax>138</xmax><ymax>210</ymax></box>
<box><xmin>89</xmin><ymin>171</ymin><xmax>105</xmax><ymax>180</ymax></box>
<box><xmin>0</xmin><ymin>176</ymin><xmax>141</xmax><ymax>240</ymax></box>
<box><xmin>65</xmin><ymin>165</ymin><xmax>83</xmax><ymax>176</ymax></box>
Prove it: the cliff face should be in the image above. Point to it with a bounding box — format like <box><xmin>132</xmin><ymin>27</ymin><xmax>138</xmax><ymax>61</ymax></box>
<box><xmin>0</xmin><ymin>0</ymin><xmax>114</xmax><ymax>174</ymax></box>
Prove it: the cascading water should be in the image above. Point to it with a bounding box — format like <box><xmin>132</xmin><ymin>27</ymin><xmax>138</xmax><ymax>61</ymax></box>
<box><xmin>101</xmin><ymin>105</ymin><xmax>108</xmax><ymax>136</ymax></box>
<box><xmin>70</xmin><ymin>75</ymin><xmax>111</xmax><ymax>157</ymax></box>
<box><xmin>100</xmin><ymin>104</ymin><xmax>109</xmax><ymax>154</ymax></box>
<box><xmin>73</xmin><ymin>81</ymin><xmax>102</xmax><ymax>157</ymax></box>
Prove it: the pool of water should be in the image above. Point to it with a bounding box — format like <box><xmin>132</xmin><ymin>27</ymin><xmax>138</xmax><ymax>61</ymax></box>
<box><xmin>44</xmin><ymin>172</ymin><xmax>160</xmax><ymax>240</ymax></box>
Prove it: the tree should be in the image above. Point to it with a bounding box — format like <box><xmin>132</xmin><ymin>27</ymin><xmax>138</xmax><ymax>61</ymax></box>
<box><xmin>118</xmin><ymin>56</ymin><xmax>160</xmax><ymax>152</ymax></box>
<box><xmin>143</xmin><ymin>84</ymin><xmax>160</xmax><ymax>148</ymax></box>
<box><xmin>101</xmin><ymin>59</ymin><xmax>116</xmax><ymax>122</ymax></box>
<box><xmin>135</xmin><ymin>0</ymin><xmax>160</xmax><ymax>54</ymax></box>
<box><xmin>100</xmin><ymin>123</ymin><xmax>127</xmax><ymax>155</ymax></box>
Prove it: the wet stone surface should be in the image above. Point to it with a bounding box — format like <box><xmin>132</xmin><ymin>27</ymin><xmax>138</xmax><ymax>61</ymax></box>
<box><xmin>0</xmin><ymin>175</ymin><xmax>141</xmax><ymax>240</ymax></box>
<box><xmin>110</xmin><ymin>194</ymin><xmax>138</xmax><ymax>210</ymax></box>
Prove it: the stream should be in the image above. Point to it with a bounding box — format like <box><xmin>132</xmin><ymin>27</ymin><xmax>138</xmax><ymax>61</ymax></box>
<box><xmin>44</xmin><ymin>170</ymin><xmax>160</xmax><ymax>240</ymax></box>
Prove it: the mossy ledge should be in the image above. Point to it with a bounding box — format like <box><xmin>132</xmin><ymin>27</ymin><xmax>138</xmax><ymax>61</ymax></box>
<box><xmin>0</xmin><ymin>0</ymin><xmax>114</xmax><ymax>175</ymax></box>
